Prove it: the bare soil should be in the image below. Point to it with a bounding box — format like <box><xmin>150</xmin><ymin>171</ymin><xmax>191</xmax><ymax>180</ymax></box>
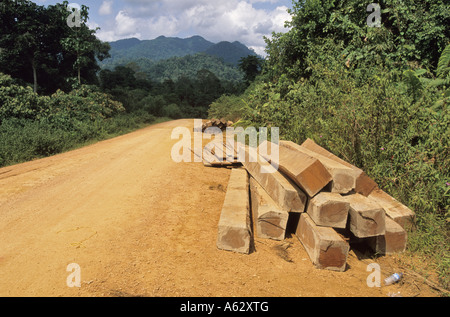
<box><xmin>0</xmin><ymin>119</ymin><xmax>442</xmax><ymax>297</ymax></box>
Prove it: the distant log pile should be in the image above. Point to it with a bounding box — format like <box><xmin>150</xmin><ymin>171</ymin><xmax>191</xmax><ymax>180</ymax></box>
<box><xmin>201</xmin><ymin>118</ymin><xmax>234</xmax><ymax>132</ymax></box>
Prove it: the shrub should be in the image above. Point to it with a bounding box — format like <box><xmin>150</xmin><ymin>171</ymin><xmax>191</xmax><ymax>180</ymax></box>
<box><xmin>162</xmin><ymin>103</ymin><xmax>182</xmax><ymax>119</ymax></box>
<box><xmin>207</xmin><ymin>94</ymin><xmax>249</xmax><ymax>122</ymax></box>
<box><xmin>0</xmin><ymin>73</ymin><xmax>46</xmax><ymax>123</ymax></box>
<box><xmin>46</xmin><ymin>85</ymin><xmax>125</xmax><ymax>124</ymax></box>
<box><xmin>141</xmin><ymin>94</ymin><xmax>167</xmax><ymax>117</ymax></box>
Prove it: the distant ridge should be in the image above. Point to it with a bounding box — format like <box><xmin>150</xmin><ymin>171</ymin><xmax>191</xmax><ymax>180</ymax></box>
<box><xmin>109</xmin><ymin>37</ymin><xmax>141</xmax><ymax>51</ymax></box>
<box><xmin>104</xmin><ymin>35</ymin><xmax>258</xmax><ymax>66</ymax></box>
<box><xmin>203</xmin><ymin>41</ymin><xmax>257</xmax><ymax>65</ymax></box>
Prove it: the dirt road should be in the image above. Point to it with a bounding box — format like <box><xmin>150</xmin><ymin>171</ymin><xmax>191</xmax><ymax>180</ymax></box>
<box><xmin>0</xmin><ymin>119</ymin><xmax>440</xmax><ymax>297</ymax></box>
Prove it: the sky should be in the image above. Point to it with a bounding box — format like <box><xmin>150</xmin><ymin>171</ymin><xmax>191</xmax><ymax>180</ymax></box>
<box><xmin>34</xmin><ymin>0</ymin><xmax>294</xmax><ymax>56</ymax></box>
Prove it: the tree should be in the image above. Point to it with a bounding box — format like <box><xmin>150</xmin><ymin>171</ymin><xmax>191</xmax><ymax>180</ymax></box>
<box><xmin>99</xmin><ymin>65</ymin><xmax>149</xmax><ymax>90</ymax></box>
<box><xmin>0</xmin><ymin>0</ymin><xmax>110</xmax><ymax>94</ymax></box>
<box><xmin>238</xmin><ymin>55</ymin><xmax>264</xmax><ymax>84</ymax></box>
<box><xmin>264</xmin><ymin>0</ymin><xmax>450</xmax><ymax>81</ymax></box>
<box><xmin>0</xmin><ymin>1</ymin><xmax>48</xmax><ymax>92</ymax></box>
<box><xmin>194</xmin><ymin>69</ymin><xmax>224</xmax><ymax>108</ymax></box>
<box><xmin>60</xmin><ymin>1</ymin><xmax>110</xmax><ymax>86</ymax></box>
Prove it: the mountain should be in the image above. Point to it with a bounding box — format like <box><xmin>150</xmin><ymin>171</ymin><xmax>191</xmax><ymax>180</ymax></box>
<box><xmin>109</xmin><ymin>37</ymin><xmax>141</xmax><ymax>51</ymax></box>
<box><xmin>102</xmin><ymin>35</ymin><xmax>257</xmax><ymax>67</ymax></box>
<box><xmin>203</xmin><ymin>41</ymin><xmax>257</xmax><ymax>65</ymax></box>
<box><xmin>104</xmin><ymin>35</ymin><xmax>213</xmax><ymax>65</ymax></box>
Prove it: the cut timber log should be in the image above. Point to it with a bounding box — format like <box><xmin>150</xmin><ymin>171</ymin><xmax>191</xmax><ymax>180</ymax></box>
<box><xmin>301</xmin><ymin>138</ymin><xmax>378</xmax><ymax>196</ymax></box>
<box><xmin>344</xmin><ymin>194</ymin><xmax>386</xmax><ymax>238</ymax></box>
<box><xmin>240</xmin><ymin>145</ymin><xmax>307</xmax><ymax>213</ymax></box>
<box><xmin>367</xmin><ymin>217</ymin><xmax>407</xmax><ymax>255</ymax></box>
<box><xmin>306</xmin><ymin>192</ymin><xmax>350</xmax><ymax>229</ymax></box>
<box><xmin>295</xmin><ymin>213</ymin><xmax>349</xmax><ymax>272</ymax></box>
<box><xmin>368</xmin><ymin>188</ymin><xmax>416</xmax><ymax>231</ymax></box>
<box><xmin>279</xmin><ymin>140</ymin><xmax>356</xmax><ymax>194</ymax></box>
<box><xmin>249</xmin><ymin>177</ymin><xmax>289</xmax><ymax>241</ymax></box>
<box><xmin>259</xmin><ymin>141</ymin><xmax>332</xmax><ymax>197</ymax></box>
<box><xmin>217</xmin><ymin>168</ymin><xmax>252</xmax><ymax>254</ymax></box>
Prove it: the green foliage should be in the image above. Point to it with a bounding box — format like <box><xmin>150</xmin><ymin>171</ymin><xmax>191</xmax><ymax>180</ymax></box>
<box><xmin>99</xmin><ymin>63</ymin><xmax>244</xmax><ymax>118</ymax></box>
<box><xmin>264</xmin><ymin>0</ymin><xmax>450</xmax><ymax>81</ymax></box>
<box><xmin>0</xmin><ymin>0</ymin><xmax>110</xmax><ymax>94</ymax></box>
<box><xmin>436</xmin><ymin>44</ymin><xmax>450</xmax><ymax>82</ymax></box>
<box><xmin>139</xmin><ymin>94</ymin><xmax>166</xmax><ymax>117</ymax></box>
<box><xmin>0</xmin><ymin>72</ymin><xmax>135</xmax><ymax>167</ymax></box>
<box><xmin>45</xmin><ymin>85</ymin><xmax>125</xmax><ymax>123</ymax></box>
<box><xmin>0</xmin><ymin>67</ymin><xmax>165</xmax><ymax>175</ymax></box>
<box><xmin>162</xmin><ymin>103</ymin><xmax>182</xmax><ymax>119</ymax></box>
<box><xmin>239</xmin><ymin>55</ymin><xmax>265</xmax><ymax>85</ymax></box>
<box><xmin>0</xmin><ymin>73</ymin><xmax>46</xmax><ymax>122</ymax></box>
<box><xmin>0</xmin><ymin>72</ymin><xmax>124</xmax><ymax>124</ymax></box>
<box><xmin>102</xmin><ymin>53</ymin><xmax>244</xmax><ymax>85</ymax></box>
<box><xmin>208</xmin><ymin>94</ymin><xmax>249</xmax><ymax>122</ymax></box>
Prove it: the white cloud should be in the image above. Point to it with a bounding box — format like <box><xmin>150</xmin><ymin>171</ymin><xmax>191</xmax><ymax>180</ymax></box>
<box><xmin>114</xmin><ymin>10</ymin><xmax>141</xmax><ymax>38</ymax></box>
<box><xmin>176</xmin><ymin>1</ymin><xmax>291</xmax><ymax>53</ymax></box>
<box><xmin>95</xmin><ymin>29</ymin><xmax>118</xmax><ymax>42</ymax></box>
<box><xmin>248</xmin><ymin>0</ymin><xmax>280</xmax><ymax>3</ymax></box>
<box><xmin>87</xmin><ymin>19</ymin><xmax>100</xmax><ymax>30</ymax></box>
<box><xmin>99</xmin><ymin>1</ymin><xmax>113</xmax><ymax>16</ymax></box>
<box><xmin>271</xmin><ymin>5</ymin><xmax>291</xmax><ymax>31</ymax></box>
<box><xmin>94</xmin><ymin>0</ymin><xmax>292</xmax><ymax>55</ymax></box>
<box><xmin>144</xmin><ymin>15</ymin><xmax>180</xmax><ymax>39</ymax></box>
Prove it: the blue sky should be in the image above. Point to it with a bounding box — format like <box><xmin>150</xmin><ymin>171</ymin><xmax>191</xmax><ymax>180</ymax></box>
<box><xmin>34</xmin><ymin>0</ymin><xmax>294</xmax><ymax>55</ymax></box>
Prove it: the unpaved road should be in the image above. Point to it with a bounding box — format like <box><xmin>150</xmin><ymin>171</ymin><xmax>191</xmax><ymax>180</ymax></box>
<box><xmin>0</xmin><ymin>119</ymin><xmax>440</xmax><ymax>297</ymax></box>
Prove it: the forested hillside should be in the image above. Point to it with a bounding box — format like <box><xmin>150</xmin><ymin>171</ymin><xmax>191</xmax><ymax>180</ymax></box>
<box><xmin>101</xmin><ymin>53</ymin><xmax>244</xmax><ymax>84</ymax></box>
<box><xmin>99</xmin><ymin>35</ymin><xmax>257</xmax><ymax>85</ymax></box>
<box><xmin>102</xmin><ymin>35</ymin><xmax>257</xmax><ymax>67</ymax></box>
<box><xmin>208</xmin><ymin>0</ymin><xmax>449</xmax><ymax>290</ymax></box>
<box><xmin>203</xmin><ymin>40</ymin><xmax>258</xmax><ymax>65</ymax></box>
<box><xmin>102</xmin><ymin>35</ymin><xmax>213</xmax><ymax>67</ymax></box>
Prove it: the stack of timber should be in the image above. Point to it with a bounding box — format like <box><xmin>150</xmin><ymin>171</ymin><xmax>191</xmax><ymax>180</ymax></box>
<box><xmin>215</xmin><ymin>138</ymin><xmax>416</xmax><ymax>273</ymax></box>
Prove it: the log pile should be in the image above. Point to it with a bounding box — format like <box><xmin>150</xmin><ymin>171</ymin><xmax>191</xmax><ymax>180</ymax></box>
<box><xmin>215</xmin><ymin>138</ymin><xmax>416</xmax><ymax>272</ymax></box>
<box><xmin>201</xmin><ymin>118</ymin><xmax>234</xmax><ymax>132</ymax></box>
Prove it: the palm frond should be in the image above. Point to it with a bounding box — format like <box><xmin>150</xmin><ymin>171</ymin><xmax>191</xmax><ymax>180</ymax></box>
<box><xmin>436</xmin><ymin>44</ymin><xmax>450</xmax><ymax>79</ymax></box>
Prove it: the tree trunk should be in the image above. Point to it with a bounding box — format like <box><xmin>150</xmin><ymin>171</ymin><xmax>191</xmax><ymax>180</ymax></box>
<box><xmin>78</xmin><ymin>66</ymin><xmax>81</xmax><ymax>85</ymax></box>
<box><xmin>32</xmin><ymin>59</ymin><xmax>38</xmax><ymax>93</ymax></box>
